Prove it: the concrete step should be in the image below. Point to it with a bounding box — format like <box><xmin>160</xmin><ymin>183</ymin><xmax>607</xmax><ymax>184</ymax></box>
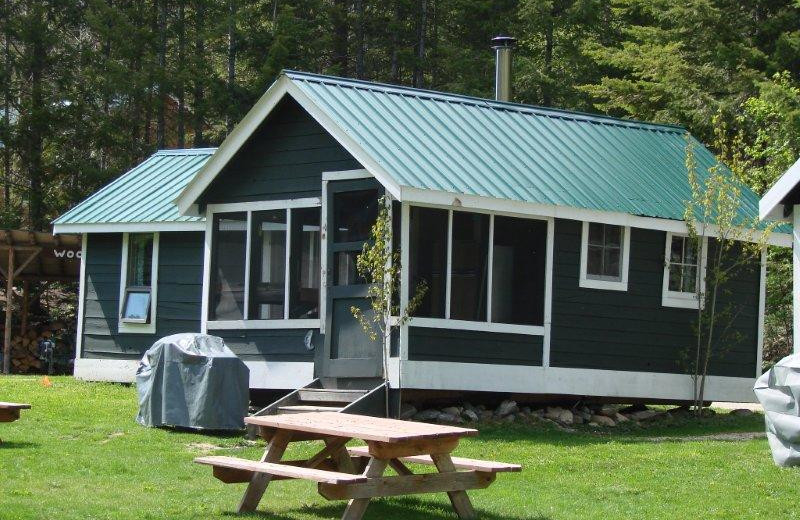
<box><xmin>297</xmin><ymin>388</ymin><xmax>368</xmax><ymax>404</ymax></box>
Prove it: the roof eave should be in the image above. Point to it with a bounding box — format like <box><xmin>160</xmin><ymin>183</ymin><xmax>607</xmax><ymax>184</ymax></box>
<box><xmin>759</xmin><ymin>156</ymin><xmax>800</xmax><ymax>222</ymax></box>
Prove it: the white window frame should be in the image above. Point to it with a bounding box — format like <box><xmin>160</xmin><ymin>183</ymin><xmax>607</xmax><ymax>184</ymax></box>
<box><xmin>118</xmin><ymin>232</ymin><xmax>159</xmax><ymax>334</ymax></box>
<box><xmin>579</xmin><ymin>221</ymin><xmax>630</xmax><ymax>291</ymax></box>
<box><xmin>403</xmin><ymin>205</ymin><xmax>551</xmax><ymax>336</ymax></box>
<box><xmin>662</xmin><ymin>232</ymin><xmax>708</xmax><ymax>309</ymax></box>
<box><xmin>203</xmin><ymin>198</ymin><xmax>322</xmax><ymax>331</ymax></box>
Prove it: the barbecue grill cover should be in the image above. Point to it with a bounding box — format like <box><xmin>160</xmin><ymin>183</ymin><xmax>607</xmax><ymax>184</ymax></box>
<box><xmin>754</xmin><ymin>354</ymin><xmax>800</xmax><ymax>467</ymax></box>
<box><xmin>136</xmin><ymin>333</ymin><xmax>249</xmax><ymax>430</ymax></box>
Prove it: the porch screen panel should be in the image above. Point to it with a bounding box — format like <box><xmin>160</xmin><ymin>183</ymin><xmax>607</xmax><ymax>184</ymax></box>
<box><xmin>409</xmin><ymin>206</ymin><xmax>448</xmax><ymax>318</ymax></box>
<box><xmin>450</xmin><ymin>211</ymin><xmax>489</xmax><ymax>321</ymax></box>
<box><xmin>288</xmin><ymin>207</ymin><xmax>321</xmax><ymax>319</ymax></box>
<box><xmin>250</xmin><ymin>209</ymin><xmax>287</xmax><ymax>319</ymax></box>
<box><xmin>491</xmin><ymin>216</ymin><xmax>547</xmax><ymax>325</ymax></box>
<box><xmin>210</xmin><ymin>212</ymin><xmax>247</xmax><ymax>321</ymax></box>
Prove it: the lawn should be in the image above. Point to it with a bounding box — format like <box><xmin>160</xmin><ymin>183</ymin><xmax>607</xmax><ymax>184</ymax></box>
<box><xmin>1</xmin><ymin>376</ymin><xmax>797</xmax><ymax>520</ymax></box>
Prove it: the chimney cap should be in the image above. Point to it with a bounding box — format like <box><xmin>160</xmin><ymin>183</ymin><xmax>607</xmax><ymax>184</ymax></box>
<box><xmin>491</xmin><ymin>35</ymin><xmax>517</xmax><ymax>49</ymax></box>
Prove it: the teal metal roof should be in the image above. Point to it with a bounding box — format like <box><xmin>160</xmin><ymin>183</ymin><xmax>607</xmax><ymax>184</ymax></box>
<box><xmin>55</xmin><ymin>148</ymin><xmax>215</xmax><ymax>225</ymax></box>
<box><xmin>286</xmin><ymin>71</ymin><xmax>762</xmax><ymax>223</ymax></box>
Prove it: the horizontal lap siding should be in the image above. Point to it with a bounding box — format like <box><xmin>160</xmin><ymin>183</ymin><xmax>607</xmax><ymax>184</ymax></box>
<box><xmin>208</xmin><ymin>329</ymin><xmax>319</xmax><ymax>362</ymax></box>
<box><xmin>82</xmin><ymin>232</ymin><xmax>203</xmax><ymax>359</ymax></box>
<box><xmin>408</xmin><ymin>327</ymin><xmax>543</xmax><ymax>366</ymax></box>
<box><xmin>550</xmin><ymin>219</ymin><xmax>759</xmax><ymax>378</ymax></box>
<box><xmin>200</xmin><ymin>97</ymin><xmax>360</xmax><ymax>204</ymax></box>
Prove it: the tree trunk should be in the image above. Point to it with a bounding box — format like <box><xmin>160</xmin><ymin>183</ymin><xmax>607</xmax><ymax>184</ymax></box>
<box><xmin>176</xmin><ymin>0</ymin><xmax>186</xmax><ymax>148</ymax></box>
<box><xmin>226</xmin><ymin>0</ymin><xmax>236</xmax><ymax>133</ymax></box>
<box><xmin>413</xmin><ymin>0</ymin><xmax>426</xmax><ymax>88</ymax></box>
<box><xmin>3</xmin><ymin>0</ymin><xmax>11</xmax><ymax>209</ymax></box>
<box><xmin>354</xmin><ymin>0</ymin><xmax>365</xmax><ymax>78</ymax></box>
<box><xmin>390</xmin><ymin>1</ymin><xmax>399</xmax><ymax>83</ymax></box>
<box><xmin>26</xmin><ymin>11</ymin><xmax>46</xmax><ymax>230</ymax></box>
<box><xmin>156</xmin><ymin>0</ymin><xmax>168</xmax><ymax>148</ymax></box>
<box><xmin>192</xmin><ymin>0</ymin><xmax>205</xmax><ymax>147</ymax></box>
<box><xmin>331</xmin><ymin>0</ymin><xmax>348</xmax><ymax>76</ymax></box>
<box><xmin>543</xmin><ymin>15</ymin><xmax>554</xmax><ymax>107</ymax></box>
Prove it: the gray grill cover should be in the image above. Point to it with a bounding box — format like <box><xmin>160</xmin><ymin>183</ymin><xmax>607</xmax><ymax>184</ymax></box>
<box><xmin>136</xmin><ymin>333</ymin><xmax>249</xmax><ymax>430</ymax></box>
<box><xmin>754</xmin><ymin>354</ymin><xmax>800</xmax><ymax>467</ymax></box>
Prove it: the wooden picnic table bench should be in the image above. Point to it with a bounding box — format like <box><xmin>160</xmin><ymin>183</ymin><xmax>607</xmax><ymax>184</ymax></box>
<box><xmin>0</xmin><ymin>402</ymin><xmax>31</xmax><ymax>443</ymax></box>
<box><xmin>195</xmin><ymin>412</ymin><xmax>521</xmax><ymax>520</ymax></box>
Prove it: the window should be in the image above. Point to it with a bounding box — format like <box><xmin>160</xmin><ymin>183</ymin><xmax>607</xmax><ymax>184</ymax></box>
<box><xmin>407</xmin><ymin>207</ymin><xmax>549</xmax><ymax>333</ymax></box>
<box><xmin>662</xmin><ymin>232</ymin><xmax>706</xmax><ymax>309</ymax></box>
<box><xmin>579</xmin><ymin>222</ymin><xmax>630</xmax><ymax>291</ymax></box>
<box><xmin>491</xmin><ymin>216</ymin><xmax>547</xmax><ymax>325</ymax></box>
<box><xmin>119</xmin><ymin>233</ymin><xmax>158</xmax><ymax>333</ymax></box>
<box><xmin>208</xmin><ymin>204</ymin><xmax>321</xmax><ymax>325</ymax></box>
<box><xmin>409</xmin><ymin>207</ymin><xmax>448</xmax><ymax>318</ymax></box>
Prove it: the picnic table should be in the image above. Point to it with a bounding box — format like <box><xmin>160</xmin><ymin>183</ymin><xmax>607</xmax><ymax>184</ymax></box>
<box><xmin>195</xmin><ymin>412</ymin><xmax>521</xmax><ymax>520</ymax></box>
<box><xmin>0</xmin><ymin>402</ymin><xmax>31</xmax><ymax>443</ymax></box>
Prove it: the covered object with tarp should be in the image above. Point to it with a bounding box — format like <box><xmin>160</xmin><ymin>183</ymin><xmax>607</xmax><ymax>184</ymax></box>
<box><xmin>754</xmin><ymin>354</ymin><xmax>800</xmax><ymax>467</ymax></box>
<box><xmin>136</xmin><ymin>333</ymin><xmax>249</xmax><ymax>430</ymax></box>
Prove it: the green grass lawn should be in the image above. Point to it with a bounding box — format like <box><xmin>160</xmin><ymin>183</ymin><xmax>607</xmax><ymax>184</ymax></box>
<box><xmin>1</xmin><ymin>376</ymin><xmax>797</xmax><ymax>520</ymax></box>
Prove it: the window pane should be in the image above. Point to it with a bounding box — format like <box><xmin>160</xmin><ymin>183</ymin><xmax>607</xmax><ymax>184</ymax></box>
<box><xmin>491</xmin><ymin>216</ymin><xmax>547</xmax><ymax>325</ymax></box>
<box><xmin>603</xmin><ymin>247</ymin><xmax>621</xmax><ymax>278</ymax></box>
<box><xmin>668</xmin><ymin>264</ymin><xmax>683</xmax><ymax>292</ymax></box>
<box><xmin>334</xmin><ymin>251</ymin><xmax>366</xmax><ymax>285</ymax></box>
<box><xmin>682</xmin><ymin>266</ymin><xmax>697</xmax><ymax>293</ymax></box>
<box><xmin>586</xmin><ymin>245</ymin><xmax>603</xmax><ymax>276</ymax></box>
<box><xmin>450</xmin><ymin>211</ymin><xmax>489</xmax><ymax>321</ymax></box>
<box><xmin>684</xmin><ymin>239</ymin><xmax>698</xmax><ymax>264</ymax></box>
<box><xmin>604</xmin><ymin>225</ymin><xmax>621</xmax><ymax>247</ymax></box>
<box><xmin>250</xmin><ymin>209</ymin><xmax>287</xmax><ymax>320</ymax></box>
<box><xmin>122</xmin><ymin>290</ymin><xmax>151</xmax><ymax>321</ymax></box>
<box><xmin>126</xmin><ymin>233</ymin><xmax>153</xmax><ymax>287</ymax></box>
<box><xmin>670</xmin><ymin>236</ymin><xmax>684</xmax><ymax>263</ymax></box>
<box><xmin>409</xmin><ymin>206</ymin><xmax>448</xmax><ymax>318</ymax></box>
<box><xmin>289</xmin><ymin>207</ymin><xmax>321</xmax><ymax>319</ymax></box>
<box><xmin>588</xmin><ymin>223</ymin><xmax>604</xmax><ymax>246</ymax></box>
<box><xmin>210</xmin><ymin>213</ymin><xmax>247</xmax><ymax>320</ymax></box>
<box><xmin>333</xmin><ymin>189</ymin><xmax>380</xmax><ymax>243</ymax></box>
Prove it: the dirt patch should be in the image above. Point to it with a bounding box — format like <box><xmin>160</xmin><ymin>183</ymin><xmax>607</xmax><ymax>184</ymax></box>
<box><xmin>186</xmin><ymin>442</ymin><xmax>224</xmax><ymax>454</ymax></box>
<box><xmin>643</xmin><ymin>431</ymin><xmax>766</xmax><ymax>443</ymax></box>
<box><xmin>100</xmin><ymin>431</ymin><xmax>125</xmax><ymax>444</ymax></box>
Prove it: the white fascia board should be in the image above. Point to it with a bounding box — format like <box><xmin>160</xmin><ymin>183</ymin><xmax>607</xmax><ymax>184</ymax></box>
<box><xmin>174</xmin><ymin>77</ymin><xmax>292</xmax><ymax>214</ymax></box>
<box><xmin>400</xmin><ymin>186</ymin><xmax>792</xmax><ymax>247</ymax></box>
<box><xmin>53</xmin><ymin>221</ymin><xmax>205</xmax><ymax>234</ymax></box>
<box><xmin>760</xmin><ymin>156</ymin><xmax>800</xmax><ymax>222</ymax></box>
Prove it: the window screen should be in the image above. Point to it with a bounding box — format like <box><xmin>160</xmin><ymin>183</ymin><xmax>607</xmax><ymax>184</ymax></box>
<box><xmin>288</xmin><ymin>207</ymin><xmax>321</xmax><ymax>319</ymax></box>
<box><xmin>250</xmin><ymin>209</ymin><xmax>287</xmax><ymax>320</ymax></box>
<box><xmin>210</xmin><ymin>212</ymin><xmax>247</xmax><ymax>321</ymax></box>
<box><xmin>409</xmin><ymin>206</ymin><xmax>448</xmax><ymax>318</ymax></box>
<box><xmin>121</xmin><ymin>234</ymin><xmax>153</xmax><ymax>323</ymax></box>
<box><xmin>491</xmin><ymin>216</ymin><xmax>547</xmax><ymax>325</ymax></box>
<box><xmin>450</xmin><ymin>211</ymin><xmax>489</xmax><ymax>321</ymax></box>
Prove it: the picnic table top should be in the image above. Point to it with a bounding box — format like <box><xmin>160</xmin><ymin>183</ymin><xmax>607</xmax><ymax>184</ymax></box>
<box><xmin>245</xmin><ymin>412</ymin><xmax>478</xmax><ymax>443</ymax></box>
<box><xmin>0</xmin><ymin>402</ymin><xmax>31</xmax><ymax>409</ymax></box>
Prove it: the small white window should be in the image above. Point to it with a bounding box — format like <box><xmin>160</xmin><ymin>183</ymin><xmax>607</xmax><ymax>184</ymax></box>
<box><xmin>119</xmin><ymin>232</ymin><xmax>158</xmax><ymax>333</ymax></box>
<box><xmin>579</xmin><ymin>222</ymin><xmax>630</xmax><ymax>291</ymax></box>
<box><xmin>662</xmin><ymin>232</ymin><xmax>706</xmax><ymax>309</ymax></box>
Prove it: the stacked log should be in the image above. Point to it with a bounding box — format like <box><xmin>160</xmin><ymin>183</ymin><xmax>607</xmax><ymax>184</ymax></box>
<box><xmin>7</xmin><ymin>322</ymin><xmax>65</xmax><ymax>373</ymax></box>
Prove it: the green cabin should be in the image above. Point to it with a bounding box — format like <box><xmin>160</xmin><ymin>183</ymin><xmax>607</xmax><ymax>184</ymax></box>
<box><xmin>54</xmin><ymin>70</ymin><xmax>788</xmax><ymax>411</ymax></box>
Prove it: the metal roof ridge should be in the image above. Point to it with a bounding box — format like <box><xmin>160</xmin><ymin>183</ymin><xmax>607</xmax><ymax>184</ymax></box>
<box><xmin>282</xmin><ymin>70</ymin><xmax>687</xmax><ymax>133</ymax></box>
<box><xmin>155</xmin><ymin>147</ymin><xmax>218</xmax><ymax>156</ymax></box>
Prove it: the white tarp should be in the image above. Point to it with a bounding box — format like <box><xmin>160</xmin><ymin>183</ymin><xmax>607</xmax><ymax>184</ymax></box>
<box><xmin>136</xmin><ymin>333</ymin><xmax>249</xmax><ymax>431</ymax></box>
<box><xmin>754</xmin><ymin>353</ymin><xmax>800</xmax><ymax>467</ymax></box>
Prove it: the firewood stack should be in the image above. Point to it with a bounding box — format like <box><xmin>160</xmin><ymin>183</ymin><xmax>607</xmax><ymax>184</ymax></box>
<box><xmin>8</xmin><ymin>322</ymin><xmax>65</xmax><ymax>373</ymax></box>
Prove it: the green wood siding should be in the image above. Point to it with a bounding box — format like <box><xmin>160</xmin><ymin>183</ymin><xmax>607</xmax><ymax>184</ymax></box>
<box><xmin>407</xmin><ymin>327</ymin><xmax>544</xmax><ymax>365</ymax></box>
<box><xmin>82</xmin><ymin>232</ymin><xmax>204</xmax><ymax>359</ymax></box>
<box><xmin>200</xmin><ymin>97</ymin><xmax>360</xmax><ymax>205</ymax></box>
<box><xmin>209</xmin><ymin>329</ymin><xmax>318</xmax><ymax>362</ymax></box>
<box><xmin>550</xmin><ymin>219</ymin><xmax>760</xmax><ymax>378</ymax></box>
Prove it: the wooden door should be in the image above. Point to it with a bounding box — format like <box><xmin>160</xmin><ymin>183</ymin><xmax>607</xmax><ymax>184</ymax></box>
<box><xmin>320</xmin><ymin>178</ymin><xmax>383</xmax><ymax>378</ymax></box>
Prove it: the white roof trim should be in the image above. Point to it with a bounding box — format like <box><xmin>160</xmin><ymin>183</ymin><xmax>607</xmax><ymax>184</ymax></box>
<box><xmin>53</xmin><ymin>221</ymin><xmax>206</xmax><ymax>234</ymax></box>
<box><xmin>174</xmin><ymin>74</ymin><xmax>402</xmax><ymax>215</ymax></box>
<box><xmin>402</xmin><ymin>186</ymin><xmax>791</xmax><ymax>248</ymax></box>
<box><xmin>760</xmin><ymin>156</ymin><xmax>800</xmax><ymax>222</ymax></box>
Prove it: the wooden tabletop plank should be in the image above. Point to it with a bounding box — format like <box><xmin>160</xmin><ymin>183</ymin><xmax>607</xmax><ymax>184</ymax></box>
<box><xmin>0</xmin><ymin>402</ymin><xmax>31</xmax><ymax>409</ymax></box>
<box><xmin>245</xmin><ymin>412</ymin><xmax>478</xmax><ymax>443</ymax></box>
